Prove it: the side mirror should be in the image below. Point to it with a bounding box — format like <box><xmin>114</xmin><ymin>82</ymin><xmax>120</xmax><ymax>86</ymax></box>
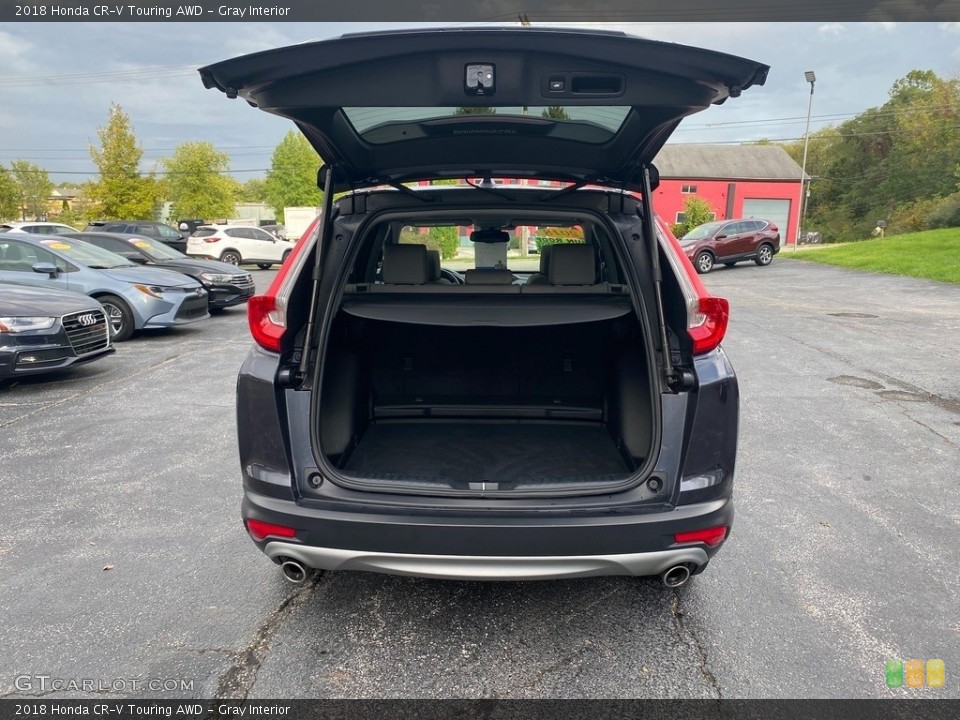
<box><xmin>128</xmin><ymin>255</ymin><xmax>148</xmax><ymax>265</ymax></box>
<box><xmin>715</xmin><ymin>234</ymin><xmax>727</xmax><ymax>240</ymax></box>
<box><xmin>32</xmin><ymin>262</ymin><xmax>58</xmax><ymax>278</ymax></box>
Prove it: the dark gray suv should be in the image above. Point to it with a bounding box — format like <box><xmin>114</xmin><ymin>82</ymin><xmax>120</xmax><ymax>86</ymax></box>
<box><xmin>202</xmin><ymin>27</ymin><xmax>768</xmax><ymax>586</ymax></box>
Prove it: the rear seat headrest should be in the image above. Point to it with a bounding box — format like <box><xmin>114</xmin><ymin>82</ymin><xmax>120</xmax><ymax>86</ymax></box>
<box><xmin>548</xmin><ymin>244</ymin><xmax>596</xmax><ymax>285</ymax></box>
<box><xmin>464</xmin><ymin>268</ymin><xmax>516</xmax><ymax>285</ymax></box>
<box><xmin>381</xmin><ymin>243</ymin><xmax>429</xmax><ymax>285</ymax></box>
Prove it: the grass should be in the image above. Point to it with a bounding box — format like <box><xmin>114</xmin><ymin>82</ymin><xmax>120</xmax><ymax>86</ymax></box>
<box><xmin>786</xmin><ymin>228</ymin><xmax>960</xmax><ymax>285</ymax></box>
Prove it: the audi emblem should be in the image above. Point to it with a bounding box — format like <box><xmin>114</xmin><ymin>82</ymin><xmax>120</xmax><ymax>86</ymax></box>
<box><xmin>77</xmin><ymin>313</ymin><xmax>98</xmax><ymax>327</ymax></box>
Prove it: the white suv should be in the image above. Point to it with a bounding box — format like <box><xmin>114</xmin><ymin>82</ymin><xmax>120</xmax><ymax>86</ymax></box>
<box><xmin>1</xmin><ymin>221</ymin><xmax>78</xmax><ymax>235</ymax></box>
<box><xmin>186</xmin><ymin>224</ymin><xmax>296</xmax><ymax>269</ymax></box>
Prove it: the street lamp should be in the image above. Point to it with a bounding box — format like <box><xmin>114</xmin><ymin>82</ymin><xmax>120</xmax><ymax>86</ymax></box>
<box><xmin>795</xmin><ymin>70</ymin><xmax>816</xmax><ymax>249</ymax></box>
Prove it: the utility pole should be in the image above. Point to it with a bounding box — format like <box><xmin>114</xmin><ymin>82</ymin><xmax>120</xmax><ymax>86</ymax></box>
<box><xmin>796</xmin><ymin>71</ymin><xmax>816</xmax><ymax>250</ymax></box>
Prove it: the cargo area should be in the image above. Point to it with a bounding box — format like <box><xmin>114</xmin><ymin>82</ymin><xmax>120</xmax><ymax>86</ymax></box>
<box><xmin>317</xmin><ymin>308</ymin><xmax>655</xmax><ymax>493</ymax></box>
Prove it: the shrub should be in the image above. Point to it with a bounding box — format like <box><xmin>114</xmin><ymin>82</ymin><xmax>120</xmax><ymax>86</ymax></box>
<box><xmin>428</xmin><ymin>225</ymin><xmax>460</xmax><ymax>259</ymax></box>
<box><xmin>926</xmin><ymin>192</ymin><xmax>960</xmax><ymax>229</ymax></box>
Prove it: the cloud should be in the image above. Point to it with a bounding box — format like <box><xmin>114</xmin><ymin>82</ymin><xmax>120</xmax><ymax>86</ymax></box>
<box><xmin>867</xmin><ymin>22</ymin><xmax>896</xmax><ymax>33</ymax></box>
<box><xmin>818</xmin><ymin>23</ymin><xmax>846</xmax><ymax>38</ymax></box>
<box><xmin>940</xmin><ymin>22</ymin><xmax>960</xmax><ymax>34</ymax></box>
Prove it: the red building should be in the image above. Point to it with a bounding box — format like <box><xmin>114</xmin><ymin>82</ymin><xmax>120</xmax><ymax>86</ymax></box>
<box><xmin>652</xmin><ymin>144</ymin><xmax>806</xmax><ymax>244</ymax></box>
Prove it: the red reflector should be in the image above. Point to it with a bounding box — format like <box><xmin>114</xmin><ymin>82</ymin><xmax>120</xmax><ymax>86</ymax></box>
<box><xmin>674</xmin><ymin>526</ymin><xmax>728</xmax><ymax>548</ymax></box>
<box><xmin>246</xmin><ymin>519</ymin><xmax>296</xmax><ymax>541</ymax></box>
<box><xmin>247</xmin><ymin>294</ymin><xmax>284</xmax><ymax>352</ymax></box>
<box><xmin>689</xmin><ymin>296</ymin><xmax>729</xmax><ymax>355</ymax></box>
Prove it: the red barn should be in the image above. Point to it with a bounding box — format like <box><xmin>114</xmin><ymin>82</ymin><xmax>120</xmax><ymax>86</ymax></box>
<box><xmin>652</xmin><ymin>144</ymin><xmax>806</xmax><ymax>244</ymax></box>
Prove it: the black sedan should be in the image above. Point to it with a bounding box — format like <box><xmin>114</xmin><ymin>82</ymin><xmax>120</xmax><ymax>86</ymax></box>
<box><xmin>0</xmin><ymin>283</ymin><xmax>114</xmax><ymax>378</ymax></box>
<box><xmin>65</xmin><ymin>232</ymin><xmax>255</xmax><ymax>311</ymax></box>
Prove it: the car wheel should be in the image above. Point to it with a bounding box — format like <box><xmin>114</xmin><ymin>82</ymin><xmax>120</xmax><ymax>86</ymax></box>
<box><xmin>220</xmin><ymin>250</ymin><xmax>242</xmax><ymax>265</ymax></box>
<box><xmin>98</xmin><ymin>294</ymin><xmax>134</xmax><ymax>342</ymax></box>
<box><xmin>257</xmin><ymin>263</ymin><xmax>273</xmax><ymax>270</ymax></box>
<box><xmin>694</xmin><ymin>251</ymin><xmax>714</xmax><ymax>274</ymax></box>
<box><xmin>755</xmin><ymin>243</ymin><xmax>774</xmax><ymax>266</ymax></box>
<box><xmin>281</xmin><ymin>250</ymin><xmax>291</xmax><ymax>263</ymax></box>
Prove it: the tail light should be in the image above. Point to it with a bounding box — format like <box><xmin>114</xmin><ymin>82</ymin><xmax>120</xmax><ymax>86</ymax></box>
<box><xmin>674</xmin><ymin>526</ymin><xmax>728</xmax><ymax>547</ymax></box>
<box><xmin>246</xmin><ymin>518</ymin><xmax>297</xmax><ymax>541</ymax></box>
<box><xmin>202</xmin><ymin>237</ymin><xmax>220</xmax><ymax>244</ymax></box>
<box><xmin>655</xmin><ymin>216</ymin><xmax>730</xmax><ymax>356</ymax></box>
<box><xmin>688</xmin><ymin>297</ymin><xmax>729</xmax><ymax>355</ymax></box>
<box><xmin>247</xmin><ymin>216</ymin><xmax>320</xmax><ymax>352</ymax></box>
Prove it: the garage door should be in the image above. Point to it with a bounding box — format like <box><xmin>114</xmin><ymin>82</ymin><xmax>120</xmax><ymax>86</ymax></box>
<box><xmin>742</xmin><ymin>199</ymin><xmax>791</xmax><ymax>243</ymax></box>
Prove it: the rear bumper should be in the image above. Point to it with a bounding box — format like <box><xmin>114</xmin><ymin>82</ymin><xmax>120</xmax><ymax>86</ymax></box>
<box><xmin>242</xmin><ymin>490</ymin><xmax>732</xmax><ymax>579</ymax></box>
<box><xmin>264</xmin><ymin>542</ymin><xmax>710</xmax><ymax>580</ymax></box>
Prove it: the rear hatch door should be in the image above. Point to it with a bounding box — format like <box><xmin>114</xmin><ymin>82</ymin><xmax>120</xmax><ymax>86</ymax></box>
<box><xmin>199</xmin><ymin>26</ymin><xmax>768</xmax><ymax>191</ymax></box>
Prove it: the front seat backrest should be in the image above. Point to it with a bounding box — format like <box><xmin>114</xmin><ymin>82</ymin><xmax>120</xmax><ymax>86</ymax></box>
<box><xmin>548</xmin><ymin>244</ymin><xmax>596</xmax><ymax>285</ymax></box>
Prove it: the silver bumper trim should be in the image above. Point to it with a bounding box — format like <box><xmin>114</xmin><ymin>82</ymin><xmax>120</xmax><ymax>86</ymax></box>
<box><xmin>262</xmin><ymin>542</ymin><xmax>710</xmax><ymax>581</ymax></box>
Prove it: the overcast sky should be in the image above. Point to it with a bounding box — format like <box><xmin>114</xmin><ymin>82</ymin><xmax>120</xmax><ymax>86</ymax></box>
<box><xmin>1</xmin><ymin>21</ymin><xmax>957</xmax><ymax>183</ymax></box>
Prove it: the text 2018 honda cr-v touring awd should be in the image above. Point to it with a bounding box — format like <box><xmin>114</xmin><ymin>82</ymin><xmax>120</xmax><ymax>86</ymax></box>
<box><xmin>200</xmin><ymin>27</ymin><xmax>768</xmax><ymax>586</ymax></box>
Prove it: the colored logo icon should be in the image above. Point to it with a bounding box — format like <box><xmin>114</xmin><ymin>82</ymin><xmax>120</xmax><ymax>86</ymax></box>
<box><xmin>885</xmin><ymin>658</ymin><xmax>945</xmax><ymax>688</ymax></box>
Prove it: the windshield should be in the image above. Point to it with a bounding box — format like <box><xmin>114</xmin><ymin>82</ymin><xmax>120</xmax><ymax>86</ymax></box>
<box><xmin>38</xmin><ymin>237</ymin><xmax>135</xmax><ymax>268</ymax></box>
<box><xmin>681</xmin><ymin>221</ymin><xmax>726</xmax><ymax>242</ymax></box>
<box><xmin>343</xmin><ymin>106</ymin><xmax>631</xmax><ymax>139</ymax></box>
<box><xmin>125</xmin><ymin>236</ymin><xmax>186</xmax><ymax>260</ymax></box>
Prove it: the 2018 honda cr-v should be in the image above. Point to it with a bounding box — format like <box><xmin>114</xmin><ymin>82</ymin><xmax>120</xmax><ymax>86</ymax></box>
<box><xmin>200</xmin><ymin>27</ymin><xmax>768</xmax><ymax>586</ymax></box>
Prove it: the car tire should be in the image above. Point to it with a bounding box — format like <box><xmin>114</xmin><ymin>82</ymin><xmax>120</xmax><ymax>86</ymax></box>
<box><xmin>694</xmin><ymin>251</ymin><xmax>714</xmax><ymax>274</ymax></box>
<box><xmin>282</xmin><ymin>250</ymin><xmax>291</xmax><ymax>263</ymax></box>
<box><xmin>98</xmin><ymin>294</ymin><xmax>135</xmax><ymax>342</ymax></box>
<box><xmin>220</xmin><ymin>250</ymin><xmax>242</xmax><ymax>265</ymax></box>
<box><xmin>257</xmin><ymin>263</ymin><xmax>273</xmax><ymax>270</ymax></box>
<box><xmin>755</xmin><ymin>243</ymin><xmax>774</xmax><ymax>266</ymax></box>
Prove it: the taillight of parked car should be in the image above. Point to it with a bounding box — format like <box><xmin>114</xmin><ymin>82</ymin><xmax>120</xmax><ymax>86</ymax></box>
<box><xmin>688</xmin><ymin>297</ymin><xmax>730</xmax><ymax>355</ymax></box>
<box><xmin>247</xmin><ymin>216</ymin><xmax>320</xmax><ymax>352</ymax></box>
<box><xmin>202</xmin><ymin>237</ymin><xmax>220</xmax><ymax>243</ymax></box>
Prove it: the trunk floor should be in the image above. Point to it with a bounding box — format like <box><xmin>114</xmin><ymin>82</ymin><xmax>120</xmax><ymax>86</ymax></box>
<box><xmin>344</xmin><ymin>422</ymin><xmax>631</xmax><ymax>487</ymax></box>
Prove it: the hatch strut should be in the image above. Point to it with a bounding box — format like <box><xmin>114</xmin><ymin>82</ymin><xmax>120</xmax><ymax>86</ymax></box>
<box><xmin>640</xmin><ymin>164</ymin><xmax>677</xmax><ymax>388</ymax></box>
<box><xmin>296</xmin><ymin>164</ymin><xmax>338</xmax><ymax>385</ymax></box>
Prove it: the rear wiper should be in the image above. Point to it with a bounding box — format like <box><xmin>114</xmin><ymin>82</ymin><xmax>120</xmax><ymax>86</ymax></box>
<box><xmin>387</xmin><ymin>181</ymin><xmax>437</xmax><ymax>202</ymax></box>
<box><xmin>464</xmin><ymin>178</ymin><xmax>515</xmax><ymax>201</ymax></box>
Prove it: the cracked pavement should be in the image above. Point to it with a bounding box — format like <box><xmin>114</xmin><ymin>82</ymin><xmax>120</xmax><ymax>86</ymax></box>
<box><xmin>0</xmin><ymin>260</ymin><xmax>957</xmax><ymax>699</ymax></box>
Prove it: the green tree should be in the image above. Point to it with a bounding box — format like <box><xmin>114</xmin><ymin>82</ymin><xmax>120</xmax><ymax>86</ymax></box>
<box><xmin>9</xmin><ymin>160</ymin><xmax>54</xmax><ymax>220</ymax></box>
<box><xmin>671</xmin><ymin>195</ymin><xmax>716</xmax><ymax>237</ymax></box>
<box><xmin>264</xmin><ymin>130</ymin><xmax>323</xmax><ymax>222</ymax></box>
<box><xmin>161</xmin><ymin>141</ymin><xmax>238</xmax><ymax>220</ymax></box>
<box><xmin>0</xmin><ymin>165</ymin><xmax>22</xmax><ymax>220</ymax></box>
<box><xmin>455</xmin><ymin>106</ymin><xmax>496</xmax><ymax>115</ymax></box>
<box><xmin>427</xmin><ymin>226</ymin><xmax>459</xmax><ymax>260</ymax></box>
<box><xmin>237</xmin><ymin>178</ymin><xmax>267</xmax><ymax>203</ymax></box>
<box><xmin>87</xmin><ymin>104</ymin><xmax>162</xmax><ymax>219</ymax></box>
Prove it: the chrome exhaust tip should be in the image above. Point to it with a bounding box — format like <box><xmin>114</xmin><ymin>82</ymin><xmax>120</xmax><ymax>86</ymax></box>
<box><xmin>280</xmin><ymin>558</ymin><xmax>308</xmax><ymax>584</ymax></box>
<box><xmin>661</xmin><ymin>564</ymin><xmax>692</xmax><ymax>588</ymax></box>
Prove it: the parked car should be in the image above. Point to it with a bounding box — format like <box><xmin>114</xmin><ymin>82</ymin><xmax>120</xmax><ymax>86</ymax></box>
<box><xmin>0</xmin><ymin>233</ymin><xmax>209</xmax><ymax>341</ymax></box>
<box><xmin>85</xmin><ymin>221</ymin><xmax>188</xmax><ymax>253</ymax></box>
<box><xmin>186</xmin><ymin>224</ymin><xmax>297</xmax><ymax>269</ymax></box>
<box><xmin>0</xmin><ymin>282</ymin><xmax>113</xmax><ymax>379</ymax></box>
<box><xmin>201</xmin><ymin>27</ymin><xmax>768</xmax><ymax>585</ymax></box>
<box><xmin>1</xmin><ymin>221</ymin><xmax>78</xmax><ymax>235</ymax></box>
<box><xmin>65</xmin><ymin>232</ymin><xmax>255</xmax><ymax>311</ymax></box>
<box><xmin>679</xmin><ymin>218</ymin><xmax>780</xmax><ymax>274</ymax></box>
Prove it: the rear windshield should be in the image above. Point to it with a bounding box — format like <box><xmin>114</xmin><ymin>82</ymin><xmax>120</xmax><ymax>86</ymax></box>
<box><xmin>343</xmin><ymin>107</ymin><xmax>630</xmax><ymax>140</ymax></box>
<box><xmin>191</xmin><ymin>228</ymin><xmax>217</xmax><ymax>238</ymax></box>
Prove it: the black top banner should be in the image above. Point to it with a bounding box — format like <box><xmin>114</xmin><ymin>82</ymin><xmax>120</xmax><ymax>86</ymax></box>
<box><xmin>1</xmin><ymin>0</ymin><xmax>959</xmax><ymax>22</ymax></box>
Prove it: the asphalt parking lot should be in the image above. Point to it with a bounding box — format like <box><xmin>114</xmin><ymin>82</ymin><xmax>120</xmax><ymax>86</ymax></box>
<box><xmin>1</xmin><ymin>259</ymin><xmax>958</xmax><ymax>699</ymax></box>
